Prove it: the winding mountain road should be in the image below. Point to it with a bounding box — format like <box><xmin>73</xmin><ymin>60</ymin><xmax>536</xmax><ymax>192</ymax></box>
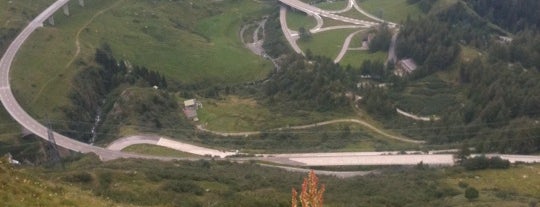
<box><xmin>2</xmin><ymin>0</ymin><xmax>540</xmax><ymax>169</ymax></box>
<box><xmin>0</xmin><ymin>0</ymin><xmax>195</xmax><ymax>161</ymax></box>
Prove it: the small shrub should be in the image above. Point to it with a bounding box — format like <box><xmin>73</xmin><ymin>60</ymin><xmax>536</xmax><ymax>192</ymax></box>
<box><xmin>464</xmin><ymin>187</ymin><xmax>479</xmax><ymax>201</ymax></box>
<box><xmin>63</xmin><ymin>172</ymin><xmax>93</xmax><ymax>183</ymax></box>
<box><xmin>162</xmin><ymin>180</ymin><xmax>204</xmax><ymax>196</ymax></box>
<box><xmin>462</xmin><ymin>156</ymin><xmax>510</xmax><ymax>171</ymax></box>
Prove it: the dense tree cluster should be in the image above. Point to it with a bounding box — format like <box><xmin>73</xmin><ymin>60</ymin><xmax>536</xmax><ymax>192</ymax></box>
<box><xmin>368</xmin><ymin>25</ymin><xmax>392</xmax><ymax>53</ymax></box>
<box><xmin>466</xmin><ymin>0</ymin><xmax>540</xmax><ymax>33</ymax></box>
<box><xmin>264</xmin><ymin>55</ymin><xmax>352</xmax><ymax>112</ymax></box>
<box><xmin>488</xmin><ymin>31</ymin><xmax>540</xmax><ymax>71</ymax></box>
<box><xmin>62</xmin><ymin>46</ymin><xmax>169</xmax><ymax>142</ymax></box>
<box><xmin>396</xmin><ymin>17</ymin><xmax>460</xmax><ymax>75</ymax></box>
<box><xmin>263</xmin><ymin>8</ymin><xmax>292</xmax><ymax>58</ymax></box>
<box><xmin>457</xmin><ymin>59</ymin><xmax>540</xmax><ymax>153</ymax></box>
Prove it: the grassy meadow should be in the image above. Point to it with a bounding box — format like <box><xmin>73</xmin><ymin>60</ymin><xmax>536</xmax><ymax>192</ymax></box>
<box><xmin>358</xmin><ymin>0</ymin><xmax>424</xmax><ymax>23</ymax></box>
<box><xmin>340</xmin><ymin>50</ymin><xmax>387</xmax><ymax>68</ymax></box>
<box><xmin>286</xmin><ymin>11</ymin><xmax>317</xmax><ymax>31</ymax></box>
<box><xmin>10</xmin><ymin>0</ymin><xmax>273</xmax><ymax>121</ymax></box>
<box><xmin>198</xmin><ymin>96</ymin><xmax>353</xmax><ymax>131</ymax></box>
<box><xmin>298</xmin><ymin>28</ymin><xmax>358</xmax><ymax>60</ymax></box>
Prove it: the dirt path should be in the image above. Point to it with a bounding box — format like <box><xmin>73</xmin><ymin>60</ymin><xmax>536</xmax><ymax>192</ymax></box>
<box><xmin>198</xmin><ymin>118</ymin><xmax>424</xmax><ymax>144</ymax></box>
<box><xmin>31</xmin><ymin>0</ymin><xmax>123</xmax><ymax>104</ymax></box>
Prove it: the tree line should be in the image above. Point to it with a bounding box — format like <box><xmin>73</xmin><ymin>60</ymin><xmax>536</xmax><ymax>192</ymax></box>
<box><xmin>466</xmin><ymin>0</ymin><xmax>540</xmax><ymax>33</ymax></box>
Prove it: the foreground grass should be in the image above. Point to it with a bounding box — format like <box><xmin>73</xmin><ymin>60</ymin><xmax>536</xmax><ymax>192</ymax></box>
<box><xmin>0</xmin><ymin>157</ymin><xmax>125</xmax><ymax>207</ymax></box>
<box><xmin>444</xmin><ymin>165</ymin><xmax>540</xmax><ymax>206</ymax></box>
<box><xmin>23</xmin><ymin>155</ymin><xmax>540</xmax><ymax>206</ymax></box>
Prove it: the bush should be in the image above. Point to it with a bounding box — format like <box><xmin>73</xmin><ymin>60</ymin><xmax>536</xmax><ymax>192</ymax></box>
<box><xmin>63</xmin><ymin>172</ymin><xmax>93</xmax><ymax>183</ymax></box>
<box><xmin>462</xmin><ymin>156</ymin><xmax>510</xmax><ymax>171</ymax></box>
<box><xmin>464</xmin><ymin>187</ymin><xmax>479</xmax><ymax>201</ymax></box>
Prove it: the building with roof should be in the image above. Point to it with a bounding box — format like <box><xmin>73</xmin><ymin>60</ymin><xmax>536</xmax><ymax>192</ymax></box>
<box><xmin>394</xmin><ymin>58</ymin><xmax>417</xmax><ymax>77</ymax></box>
<box><xmin>183</xmin><ymin>99</ymin><xmax>200</xmax><ymax>121</ymax></box>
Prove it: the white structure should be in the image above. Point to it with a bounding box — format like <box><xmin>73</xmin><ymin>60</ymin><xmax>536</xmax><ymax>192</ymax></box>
<box><xmin>394</xmin><ymin>58</ymin><xmax>417</xmax><ymax>76</ymax></box>
<box><xmin>183</xmin><ymin>99</ymin><xmax>199</xmax><ymax>121</ymax></box>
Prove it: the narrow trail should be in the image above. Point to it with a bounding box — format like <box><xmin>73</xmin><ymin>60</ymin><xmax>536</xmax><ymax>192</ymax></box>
<box><xmin>31</xmin><ymin>0</ymin><xmax>123</xmax><ymax>104</ymax></box>
<box><xmin>198</xmin><ymin>118</ymin><xmax>424</xmax><ymax>144</ymax></box>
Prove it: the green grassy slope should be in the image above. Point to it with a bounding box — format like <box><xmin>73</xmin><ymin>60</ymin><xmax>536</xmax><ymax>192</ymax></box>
<box><xmin>10</xmin><ymin>0</ymin><xmax>273</xmax><ymax>121</ymax></box>
<box><xmin>0</xmin><ymin>157</ymin><xmax>128</xmax><ymax>207</ymax></box>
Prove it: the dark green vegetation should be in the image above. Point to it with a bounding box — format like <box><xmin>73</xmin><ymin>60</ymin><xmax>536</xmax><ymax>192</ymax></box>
<box><xmin>355</xmin><ymin>0</ymin><xmax>540</xmax><ymax>154</ymax></box>
<box><xmin>467</xmin><ymin>0</ymin><xmax>540</xmax><ymax>33</ymax></box>
<box><xmin>61</xmin><ymin>46</ymin><xmax>185</xmax><ymax>143</ymax></box>
<box><xmin>368</xmin><ymin>25</ymin><xmax>392</xmax><ymax>53</ymax></box>
<box><xmin>265</xmin><ymin>54</ymin><xmax>351</xmax><ymax>112</ymax></box>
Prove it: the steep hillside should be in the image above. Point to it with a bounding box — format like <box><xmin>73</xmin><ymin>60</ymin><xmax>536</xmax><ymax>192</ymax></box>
<box><xmin>0</xmin><ymin>157</ymin><xmax>129</xmax><ymax>206</ymax></box>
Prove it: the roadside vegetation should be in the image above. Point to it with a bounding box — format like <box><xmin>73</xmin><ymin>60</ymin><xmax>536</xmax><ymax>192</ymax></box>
<box><xmin>2</xmin><ymin>155</ymin><xmax>538</xmax><ymax>207</ymax></box>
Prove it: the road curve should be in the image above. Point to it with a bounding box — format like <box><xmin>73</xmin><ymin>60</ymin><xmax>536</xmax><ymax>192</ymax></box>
<box><xmin>0</xmin><ymin>0</ymin><xmax>195</xmax><ymax>161</ymax></box>
<box><xmin>324</xmin><ymin>0</ymin><xmax>354</xmax><ymax>14</ymax></box>
<box><xmin>334</xmin><ymin>30</ymin><xmax>363</xmax><ymax>63</ymax></box>
<box><xmin>279</xmin><ymin>6</ymin><xmax>303</xmax><ymax>54</ymax></box>
<box><xmin>279</xmin><ymin>0</ymin><xmax>377</xmax><ymax>27</ymax></box>
<box><xmin>107</xmin><ymin>135</ymin><xmax>236</xmax><ymax>158</ymax></box>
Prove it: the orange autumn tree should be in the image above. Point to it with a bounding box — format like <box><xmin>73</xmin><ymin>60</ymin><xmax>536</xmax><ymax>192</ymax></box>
<box><xmin>291</xmin><ymin>170</ymin><xmax>325</xmax><ymax>207</ymax></box>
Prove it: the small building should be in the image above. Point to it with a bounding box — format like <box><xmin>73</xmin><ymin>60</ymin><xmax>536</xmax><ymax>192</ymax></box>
<box><xmin>394</xmin><ymin>59</ymin><xmax>417</xmax><ymax>77</ymax></box>
<box><xmin>183</xmin><ymin>99</ymin><xmax>200</xmax><ymax>121</ymax></box>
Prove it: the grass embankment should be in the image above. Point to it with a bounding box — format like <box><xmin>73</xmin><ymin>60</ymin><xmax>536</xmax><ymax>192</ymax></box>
<box><xmin>298</xmin><ymin>28</ymin><xmax>358</xmax><ymax>60</ymax></box>
<box><xmin>122</xmin><ymin>144</ymin><xmax>200</xmax><ymax>158</ymax></box>
<box><xmin>11</xmin><ymin>0</ymin><xmax>272</xmax><ymax>121</ymax></box>
<box><xmin>358</xmin><ymin>0</ymin><xmax>424</xmax><ymax>23</ymax></box>
<box><xmin>286</xmin><ymin>11</ymin><xmax>317</xmax><ymax>31</ymax></box>
<box><xmin>314</xmin><ymin>0</ymin><xmax>348</xmax><ymax>11</ymax></box>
